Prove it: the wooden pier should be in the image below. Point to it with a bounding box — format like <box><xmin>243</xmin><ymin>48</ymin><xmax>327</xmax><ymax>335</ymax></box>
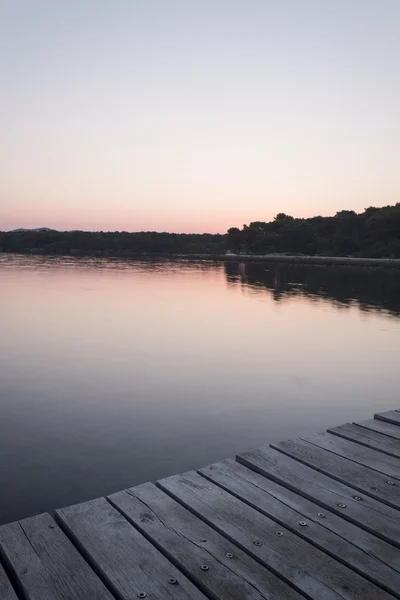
<box><xmin>1</xmin><ymin>409</ymin><xmax>400</xmax><ymax>599</ymax></box>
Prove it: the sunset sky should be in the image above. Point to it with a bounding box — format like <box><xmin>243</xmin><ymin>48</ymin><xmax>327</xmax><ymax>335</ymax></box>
<box><xmin>1</xmin><ymin>0</ymin><xmax>399</xmax><ymax>233</ymax></box>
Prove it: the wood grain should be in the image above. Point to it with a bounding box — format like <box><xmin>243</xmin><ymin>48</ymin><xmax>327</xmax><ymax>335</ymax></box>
<box><xmin>0</xmin><ymin>564</ymin><xmax>18</xmax><ymax>600</ymax></box>
<box><xmin>271</xmin><ymin>437</ymin><xmax>400</xmax><ymax>510</ymax></box>
<box><xmin>238</xmin><ymin>446</ymin><xmax>400</xmax><ymax>546</ymax></box>
<box><xmin>158</xmin><ymin>469</ymin><xmax>394</xmax><ymax>600</ymax></box>
<box><xmin>375</xmin><ymin>411</ymin><xmax>400</xmax><ymax>426</ymax></box>
<box><xmin>356</xmin><ymin>419</ymin><xmax>400</xmax><ymax>441</ymax></box>
<box><xmin>0</xmin><ymin>512</ymin><xmax>113</xmax><ymax>600</ymax></box>
<box><xmin>302</xmin><ymin>432</ymin><xmax>400</xmax><ymax>479</ymax></box>
<box><xmin>109</xmin><ymin>482</ymin><xmax>303</xmax><ymax>600</ymax></box>
<box><xmin>329</xmin><ymin>423</ymin><xmax>400</xmax><ymax>458</ymax></box>
<box><xmin>57</xmin><ymin>496</ymin><xmax>205</xmax><ymax>600</ymax></box>
<box><xmin>199</xmin><ymin>458</ymin><xmax>400</xmax><ymax>585</ymax></box>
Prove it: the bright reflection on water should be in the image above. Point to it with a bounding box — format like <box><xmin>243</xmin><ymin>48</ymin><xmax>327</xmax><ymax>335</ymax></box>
<box><xmin>1</xmin><ymin>255</ymin><xmax>399</xmax><ymax>524</ymax></box>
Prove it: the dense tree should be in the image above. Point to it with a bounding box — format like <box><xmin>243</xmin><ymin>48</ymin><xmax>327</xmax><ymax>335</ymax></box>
<box><xmin>1</xmin><ymin>203</ymin><xmax>399</xmax><ymax>257</ymax></box>
<box><xmin>226</xmin><ymin>204</ymin><xmax>400</xmax><ymax>257</ymax></box>
<box><xmin>0</xmin><ymin>230</ymin><xmax>225</xmax><ymax>256</ymax></box>
<box><xmin>226</xmin><ymin>227</ymin><xmax>242</xmax><ymax>253</ymax></box>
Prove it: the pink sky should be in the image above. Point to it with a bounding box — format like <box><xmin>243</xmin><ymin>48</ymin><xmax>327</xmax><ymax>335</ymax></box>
<box><xmin>1</xmin><ymin>1</ymin><xmax>399</xmax><ymax>233</ymax></box>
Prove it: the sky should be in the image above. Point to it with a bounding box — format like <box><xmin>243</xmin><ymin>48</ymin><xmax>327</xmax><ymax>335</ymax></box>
<box><xmin>1</xmin><ymin>1</ymin><xmax>399</xmax><ymax>233</ymax></box>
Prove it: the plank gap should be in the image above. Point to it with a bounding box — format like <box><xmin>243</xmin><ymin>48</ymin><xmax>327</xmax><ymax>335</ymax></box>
<box><xmin>0</xmin><ymin>550</ymin><xmax>24</xmax><ymax>600</ymax></box>
<box><xmin>54</xmin><ymin>510</ymin><xmax>123</xmax><ymax>600</ymax></box>
<box><xmin>106</xmin><ymin>495</ymin><xmax>216</xmax><ymax>600</ymax></box>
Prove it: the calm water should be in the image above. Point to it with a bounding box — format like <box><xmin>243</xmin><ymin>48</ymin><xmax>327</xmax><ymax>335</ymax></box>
<box><xmin>1</xmin><ymin>255</ymin><xmax>399</xmax><ymax>525</ymax></box>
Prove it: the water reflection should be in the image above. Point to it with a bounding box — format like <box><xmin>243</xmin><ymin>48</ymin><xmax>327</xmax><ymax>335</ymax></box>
<box><xmin>224</xmin><ymin>261</ymin><xmax>400</xmax><ymax>317</ymax></box>
<box><xmin>1</xmin><ymin>255</ymin><xmax>399</xmax><ymax>525</ymax></box>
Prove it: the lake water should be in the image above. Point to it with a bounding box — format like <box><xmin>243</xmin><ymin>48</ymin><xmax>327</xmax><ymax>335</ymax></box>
<box><xmin>1</xmin><ymin>254</ymin><xmax>399</xmax><ymax>525</ymax></box>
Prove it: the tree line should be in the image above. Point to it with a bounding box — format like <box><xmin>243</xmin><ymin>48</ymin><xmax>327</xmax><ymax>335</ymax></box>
<box><xmin>1</xmin><ymin>203</ymin><xmax>399</xmax><ymax>257</ymax></box>
<box><xmin>227</xmin><ymin>204</ymin><xmax>400</xmax><ymax>257</ymax></box>
<box><xmin>0</xmin><ymin>230</ymin><xmax>225</xmax><ymax>256</ymax></box>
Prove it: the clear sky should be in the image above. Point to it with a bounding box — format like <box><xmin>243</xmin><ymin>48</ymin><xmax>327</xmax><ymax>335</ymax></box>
<box><xmin>1</xmin><ymin>1</ymin><xmax>399</xmax><ymax>233</ymax></box>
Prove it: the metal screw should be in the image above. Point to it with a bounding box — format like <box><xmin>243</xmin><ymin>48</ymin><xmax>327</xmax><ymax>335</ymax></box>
<box><xmin>254</xmin><ymin>540</ymin><xmax>262</xmax><ymax>546</ymax></box>
<box><xmin>299</xmin><ymin>521</ymin><xmax>307</xmax><ymax>526</ymax></box>
<box><xmin>317</xmin><ymin>512</ymin><xmax>325</xmax><ymax>518</ymax></box>
<box><xmin>200</xmin><ymin>565</ymin><xmax>209</xmax><ymax>571</ymax></box>
<box><xmin>275</xmin><ymin>531</ymin><xmax>283</xmax><ymax>536</ymax></box>
<box><xmin>137</xmin><ymin>593</ymin><xmax>147</xmax><ymax>599</ymax></box>
<box><xmin>168</xmin><ymin>577</ymin><xmax>177</xmax><ymax>585</ymax></box>
<box><xmin>226</xmin><ymin>552</ymin><xmax>234</xmax><ymax>558</ymax></box>
<box><xmin>353</xmin><ymin>496</ymin><xmax>362</xmax><ymax>501</ymax></box>
<box><xmin>387</xmin><ymin>481</ymin><xmax>395</xmax><ymax>486</ymax></box>
<box><xmin>338</xmin><ymin>503</ymin><xmax>346</xmax><ymax>508</ymax></box>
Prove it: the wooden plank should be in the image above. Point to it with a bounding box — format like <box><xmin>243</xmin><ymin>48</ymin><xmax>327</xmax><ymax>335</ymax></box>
<box><xmin>57</xmin><ymin>497</ymin><xmax>205</xmax><ymax>600</ymax></box>
<box><xmin>158</xmin><ymin>470</ymin><xmax>394</xmax><ymax>600</ymax></box>
<box><xmin>238</xmin><ymin>446</ymin><xmax>400</xmax><ymax>546</ymax></box>
<box><xmin>199</xmin><ymin>459</ymin><xmax>400</xmax><ymax>587</ymax></box>
<box><xmin>0</xmin><ymin>564</ymin><xmax>18</xmax><ymax>600</ymax></box>
<box><xmin>357</xmin><ymin>419</ymin><xmax>400</xmax><ymax>441</ymax></box>
<box><xmin>329</xmin><ymin>423</ymin><xmax>400</xmax><ymax>458</ymax></box>
<box><xmin>271</xmin><ymin>437</ymin><xmax>400</xmax><ymax>510</ymax></box>
<box><xmin>0</xmin><ymin>512</ymin><xmax>113</xmax><ymax>600</ymax></box>
<box><xmin>109</xmin><ymin>482</ymin><xmax>303</xmax><ymax>600</ymax></box>
<box><xmin>375</xmin><ymin>411</ymin><xmax>400</xmax><ymax>426</ymax></box>
<box><xmin>302</xmin><ymin>432</ymin><xmax>400</xmax><ymax>479</ymax></box>
<box><xmin>337</xmin><ymin>423</ymin><xmax>400</xmax><ymax>450</ymax></box>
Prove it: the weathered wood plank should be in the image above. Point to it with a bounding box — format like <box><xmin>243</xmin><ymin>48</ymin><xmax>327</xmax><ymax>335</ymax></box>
<box><xmin>0</xmin><ymin>512</ymin><xmax>113</xmax><ymax>600</ymax></box>
<box><xmin>57</xmin><ymin>497</ymin><xmax>205</xmax><ymax>600</ymax></box>
<box><xmin>271</xmin><ymin>437</ymin><xmax>400</xmax><ymax>510</ymax></box>
<box><xmin>329</xmin><ymin>423</ymin><xmax>400</xmax><ymax>458</ymax></box>
<box><xmin>357</xmin><ymin>419</ymin><xmax>400</xmax><ymax>441</ymax></box>
<box><xmin>109</xmin><ymin>482</ymin><xmax>303</xmax><ymax>600</ymax></box>
<box><xmin>302</xmin><ymin>432</ymin><xmax>400</xmax><ymax>479</ymax></box>
<box><xmin>0</xmin><ymin>564</ymin><xmax>18</xmax><ymax>600</ymax></box>
<box><xmin>375</xmin><ymin>411</ymin><xmax>400</xmax><ymax>426</ymax></box>
<box><xmin>238</xmin><ymin>446</ymin><xmax>400</xmax><ymax>546</ymax></box>
<box><xmin>199</xmin><ymin>459</ymin><xmax>400</xmax><ymax>586</ymax></box>
<box><xmin>158</xmin><ymin>470</ymin><xmax>394</xmax><ymax>600</ymax></box>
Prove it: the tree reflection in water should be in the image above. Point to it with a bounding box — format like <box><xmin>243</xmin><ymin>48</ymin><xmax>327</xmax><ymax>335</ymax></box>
<box><xmin>224</xmin><ymin>262</ymin><xmax>400</xmax><ymax>318</ymax></box>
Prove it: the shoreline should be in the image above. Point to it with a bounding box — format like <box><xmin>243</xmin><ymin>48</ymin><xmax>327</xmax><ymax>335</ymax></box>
<box><xmin>218</xmin><ymin>253</ymin><xmax>400</xmax><ymax>267</ymax></box>
<box><xmin>2</xmin><ymin>251</ymin><xmax>400</xmax><ymax>268</ymax></box>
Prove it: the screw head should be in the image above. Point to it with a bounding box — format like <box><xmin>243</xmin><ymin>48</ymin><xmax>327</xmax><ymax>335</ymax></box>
<box><xmin>275</xmin><ymin>531</ymin><xmax>283</xmax><ymax>536</ymax></box>
<box><xmin>317</xmin><ymin>512</ymin><xmax>325</xmax><ymax>518</ymax></box>
<box><xmin>200</xmin><ymin>565</ymin><xmax>209</xmax><ymax>571</ymax></box>
<box><xmin>138</xmin><ymin>593</ymin><xmax>147</xmax><ymax>599</ymax></box>
<box><xmin>353</xmin><ymin>495</ymin><xmax>362</xmax><ymax>501</ymax></box>
<box><xmin>168</xmin><ymin>577</ymin><xmax>177</xmax><ymax>584</ymax></box>
<box><xmin>254</xmin><ymin>540</ymin><xmax>262</xmax><ymax>546</ymax></box>
<box><xmin>299</xmin><ymin>521</ymin><xmax>307</xmax><ymax>526</ymax></box>
<box><xmin>338</xmin><ymin>503</ymin><xmax>346</xmax><ymax>508</ymax></box>
<box><xmin>387</xmin><ymin>481</ymin><xmax>395</xmax><ymax>486</ymax></box>
<box><xmin>226</xmin><ymin>552</ymin><xmax>234</xmax><ymax>558</ymax></box>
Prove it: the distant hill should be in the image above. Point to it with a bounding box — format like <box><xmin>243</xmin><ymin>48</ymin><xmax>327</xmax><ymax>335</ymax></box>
<box><xmin>10</xmin><ymin>227</ymin><xmax>58</xmax><ymax>233</ymax></box>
